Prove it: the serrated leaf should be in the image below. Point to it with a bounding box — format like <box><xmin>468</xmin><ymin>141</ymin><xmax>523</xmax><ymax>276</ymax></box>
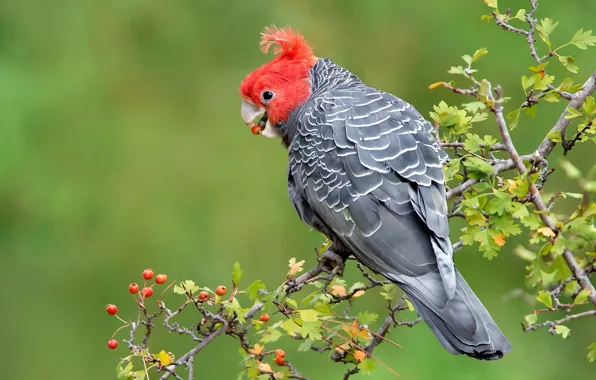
<box><xmin>233</xmin><ymin>262</ymin><xmax>244</xmax><ymax>286</ymax></box>
<box><xmin>448</xmin><ymin>66</ymin><xmax>467</xmax><ymax>75</ymax></box>
<box><xmin>298</xmin><ymin>339</ymin><xmax>314</xmax><ymax>352</ymax></box>
<box><xmin>260</xmin><ymin>327</ymin><xmax>283</xmax><ymax>344</ymax></box>
<box><xmin>288</xmin><ymin>258</ymin><xmax>305</xmax><ymax>276</ymax></box>
<box><xmin>564</xmin><ymin>107</ymin><xmax>583</xmax><ymax>119</ymax></box>
<box><xmin>462</xmin><ymin>54</ymin><xmax>473</xmax><ymax>66</ymax></box>
<box><xmin>582</xmin><ymin>96</ymin><xmax>596</xmax><ymax>116</ymax></box>
<box><xmin>570</xmin><ymin>29</ymin><xmax>596</xmax><ymax>49</ymax></box>
<box><xmin>380</xmin><ymin>284</ymin><xmax>397</xmax><ymax>300</ymax></box>
<box><xmin>463</xmin><ymin>156</ymin><xmax>494</xmax><ymax>179</ymax></box>
<box><xmin>247</xmin><ymin>280</ymin><xmax>266</xmax><ymax>300</ymax></box>
<box><xmin>537</xmin><ymin>227</ymin><xmax>556</xmax><ymax>237</ymax></box>
<box><xmin>357</xmin><ymin>311</ymin><xmax>379</xmax><ymax>325</ymax></box>
<box><xmin>547</xmin><ymin>130</ymin><xmax>563</xmax><ymax>142</ymax></box>
<box><xmin>357</xmin><ymin>359</ymin><xmax>377</xmax><ymax>376</ymax></box>
<box><xmin>513</xmin><ymin>9</ymin><xmax>526</xmax><ymax>21</ymax></box>
<box><xmin>536</xmin><ymin>290</ymin><xmax>553</xmax><ymax>308</ymax></box>
<box><xmin>299</xmin><ymin>309</ymin><xmax>319</xmax><ymax>322</ymax></box>
<box><xmin>555</xmin><ymin>325</ymin><xmax>571</xmax><ymax>339</ymax></box>
<box><xmin>522</xmin><ymin>75</ymin><xmax>535</xmax><ymax>91</ymax></box>
<box><xmin>507</xmin><ymin>108</ymin><xmax>521</xmax><ymax>130</ymax></box>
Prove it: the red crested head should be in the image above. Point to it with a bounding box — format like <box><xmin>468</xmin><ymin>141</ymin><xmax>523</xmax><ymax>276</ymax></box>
<box><xmin>239</xmin><ymin>26</ymin><xmax>317</xmax><ymax>137</ymax></box>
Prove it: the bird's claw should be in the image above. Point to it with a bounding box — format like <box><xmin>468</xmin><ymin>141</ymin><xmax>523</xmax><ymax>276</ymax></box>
<box><xmin>319</xmin><ymin>250</ymin><xmax>345</xmax><ymax>277</ymax></box>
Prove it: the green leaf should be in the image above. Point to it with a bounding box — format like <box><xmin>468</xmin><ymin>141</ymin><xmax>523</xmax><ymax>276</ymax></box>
<box><xmin>513</xmin><ymin>8</ymin><xmax>526</xmax><ymax>21</ymax></box>
<box><xmin>555</xmin><ymin>325</ymin><xmax>571</xmax><ymax>339</ymax></box>
<box><xmin>483</xmin><ymin>0</ymin><xmax>498</xmax><ymax>8</ymax></box>
<box><xmin>448</xmin><ymin>66</ymin><xmax>467</xmax><ymax>75</ymax></box>
<box><xmin>225</xmin><ymin>297</ymin><xmax>246</xmax><ymax>323</ymax></box>
<box><xmin>357</xmin><ymin>359</ymin><xmax>377</xmax><ymax>376</ymax></box>
<box><xmin>588</xmin><ymin>342</ymin><xmax>596</xmax><ymax>363</ymax></box>
<box><xmin>534</xmin><ymin>74</ymin><xmax>555</xmax><ymax>91</ymax></box>
<box><xmin>174</xmin><ymin>280</ymin><xmax>200</xmax><ymax>294</ymax></box>
<box><xmin>547</xmin><ymin>130</ymin><xmax>563</xmax><ymax>142</ymax></box>
<box><xmin>260</xmin><ymin>327</ymin><xmax>282</xmax><ymax>344</ymax></box>
<box><xmin>357</xmin><ymin>311</ymin><xmax>379</xmax><ymax>325</ymax></box>
<box><xmin>536</xmin><ymin>18</ymin><xmax>559</xmax><ymax>45</ymax></box>
<box><xmin>524</xmin><ymin>313</ymin><xmax>538</xmax><ymax>325</ymax></box>
<box><xmin>298</xmin><ymin>339</ymin><xmax>314</xmax><ymax>352</ymax></box>
<box><xmin>507</xmin><ymin>108</ymin><xmax>521</xmax><ymax>130</ymax></box>
<box><xmin>380</xmin><ymin>284</ymin><xmax>397</xmax><ymax>301</ymax></box>
<box><xmin>404</xmin><ymin>297</ymin><xmax>415</xmax><ymax>311</ymax></box>
<box><xmin>462</xmin><ymin>101</ymin><xmax>486</xmax><ymax>113</ymax></box>
<box><xmin>472</xmin><ymin>48</ymin><xmax>488</xmax><ymax>62</ymax></box>
<box><xmin>522</xmin><ymin>75</ymin><xmax>535</xmax><ymax>90</ymax></box>
<box><xmin>349</xmin><ymin>282</ymin><xmax>366</xmax><ymax>294</ymax></box>
<box><xmin>564</xmin><ymin>107</ymin><xmax>583</xmax><ymax>120</ymax></box>
<box><xmin>463</xmin><ymin>133</ymin><xmax>485</xmax><ymax>153</ymax></box>
<box><xmin>246</xmin><ymin>280</ymin><xmax>266</xmax><ymax>301</ymax></box>
<box><xmin>463</xmin><ymin>156</ymin><xmax>494</xmax><ymax>179</ymax></box>
<box><xmin>478</xmin><ymin>79</ymin><xmax>490</xmax><ymax>99</ymax></box>
<box><xmin>285</xmin><ymin>297</ymin><xmax>298</xmax><ymax>309</ymax></box>
<box><xmin>542</xmin><ymin>92</ymin><xmax>560</xmax><ymax>103</ymax></box>
<box><xmin>462</xmin><ymin>54</ymin><xmax>472</xmax><ymax>66</ymax></box>
<box><xmin>574</xmin><ymin>289</ymin><xmax>592</xmax><ymax>304</ymax></box>
<box><xmin>281</xmin><ymin>318</ymin><xmax>302</xmax><ymax>336</ymax></box>
<box><xmin>536</xmin><ymin>290</ymin><xmax>553</xmax><ymax>308</ymax></box>
<box><xmin>299</xmin><ymin>309</ymin><xmax>319</xmax><ymax>322</ymax></box>
<box><xmin>582</xmin><ymin>96</ymin><xmax>596</xmax><ymax>116</ymax></box>
<box><xmin>570</xmin><ymin>29</ymin><xmax>596</xmax><ymax>49</ymax></box>
<box><xmin>558</xmin><ymin>55</ymin><xmax>579</xmax><ymax>73</ymax></box>
<box><xmin>232</xmin><ymin>262</ymin><xmax>244</xmax><ymax>286</ymax></box>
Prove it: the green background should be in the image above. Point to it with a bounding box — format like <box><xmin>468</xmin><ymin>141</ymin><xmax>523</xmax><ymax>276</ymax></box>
<box><xmin>1</xmin><ymin>0</ymin><xmax>595</xmax><ymax>379</ymax></box>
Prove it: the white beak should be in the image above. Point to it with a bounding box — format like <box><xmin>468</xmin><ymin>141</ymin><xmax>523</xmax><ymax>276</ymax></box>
<box><xmin>241</xmin><ymin>99</ymin><xmax>265</xmax><ymax>125</ymax></box>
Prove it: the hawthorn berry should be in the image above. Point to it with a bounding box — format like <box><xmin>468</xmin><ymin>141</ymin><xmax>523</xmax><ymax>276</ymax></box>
<box><xmin>106</xmin><ymin>304</ymin><xmax>118</xmax><ymax>315</ymax></box>
<box><xmin>142</xmin><ymin>287</ymin><xmax>153</xmax><ymax>298</ymax></box>
<box><xmin>251</xmin><ymin>125</ymin><xmax>262</xmax><ymax>135</ymax></box>
<box><xmin>198</xmin><ymin>291</ymin><xmax>210</xmax><ymax>301</ymax></box>
<box><xmin>129</xmin><ymin>283</ymin><xmax>139</xmax><ymax>294</ymax></box>
<box><xmin>142</xmin><ymin>268</ymin><xmax>154</xmax><ymax>280</ymax></box>
<box><xmin>275</xmin><ymin>349</ymin><xmax>285</xmax><ymax>357</ymax></box>
<box><xmin>155</xmin><ymin>274</ymin><xmax>167</xmax><ymax>284</ymax></box>
<box><xmin>215</xmin><ymin>285</ymin><xmax>227</xmax><ymax>296</ymax></box>
<box><xmin>259</xmin><ymin>314</ymin><xmax>270</xmax><ymax>323</ymax></box>
<box><xmin>107</xmin><ymin>339</ymin><xmax>118</xmax><ymax>349</ymax></box>
<box><xmin>275</xmin><ymin>355</ymin><xmax>285</xmax><ymax>366</ymax></box>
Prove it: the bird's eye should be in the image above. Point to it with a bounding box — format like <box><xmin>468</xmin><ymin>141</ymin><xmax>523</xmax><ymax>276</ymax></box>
<box><xmin>262</xmin><ymin>90</ymin><xmax>275</xmax><ymax>103</ymax></box>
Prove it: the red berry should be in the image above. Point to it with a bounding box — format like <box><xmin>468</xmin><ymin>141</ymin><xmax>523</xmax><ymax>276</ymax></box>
<box><xmin>198</xmin><ymin>291</ymin><xmax>209</xmax><ymax>301</ymax></box>
<box><xmin>275</xmin><ymin>355</ymin><xmax>285</xmax><ymax>366</ymax></box>
<box><xmin>259</xmin><ymin>314</ymin><xmax>270</xmax><ymax>323</ymax></box>
<box><xmin>129</xmin><ymin>283</ymin><xmax>139</xmax><ymax>294</ymax></box>
<box><xmin>142</xmin><ymin>287</ymin><xmax>153</xmax><ymax>298</ymax></box>
<box><xmin>155</xmin><ymin>274</ymin><xmax>167</xmax><ymax>284</ymax></box>
<box><xmin>251</xmin><ymin>125</ymin><xmax>262</xmax><ymax>135</ymax></box>
<box><xmin>107</xmin><ymin>339</ymin><xmax>118</xmax><ymax>349</ymax></box>
<box><xmin>106</xmin><ymin>304</ymin><xmax>118</xmax><ymax>315</ymax></box>
<box><xmin>275</xmin><ymin>349</ymin><xmax>285</xmax><ymax>357</ymax></box>
<box><xmin>142</xmin><ymin>268</ymin><xmax>154</xmax><ymax>280</ymax></box>
<box><xmin>215</xmin><ymin>285</ymin><xmax>227</xmax><ymax>296</ymax></box>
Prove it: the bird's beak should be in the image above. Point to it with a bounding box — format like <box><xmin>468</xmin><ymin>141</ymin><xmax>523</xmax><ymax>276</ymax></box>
<box><xmin>241</xmin><ymin>99</ymin><xmax>265</xmax><ymax>125</ymax></box>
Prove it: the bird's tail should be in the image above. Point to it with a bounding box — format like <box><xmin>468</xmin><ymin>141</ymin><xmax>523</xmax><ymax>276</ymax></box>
<box><xmin>398</xmin><ymin>269</ymin><xmax>511</xmax><ymax>360</ymax></box>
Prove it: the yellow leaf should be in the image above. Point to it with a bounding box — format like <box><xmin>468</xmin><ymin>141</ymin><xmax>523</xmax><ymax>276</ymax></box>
<box><xmin>249</xmin><ymin>343</ymin><xmax>265</xmax><ymax>355</ymax></box>
<box><xmin>342</xmin><ymin>319</ymin><xmax>371</xmax><ymax>342</ymax></box>
<box><xmin>354</xmin><ymin>350</ymin><xmax>367</xmax><ymax>362</ymax></box>
<box><xmin>507</xmin><ymin>179</ymin><xmax>518</xmax><ymax>190</ymax></box>
<box><xmin>351</xmin><ymin>290</ymin><xmax>366</xmax><ymax>298</ymax></box>
<box><xmin>154</xmin><ymin>350</ymin><xmax>173</xmax><ymax>366</ymax></box>
<box><xmin>335</xmin><ymin>343</ymin><xmax>351</xmax><ymax>353</ymax></box>
<box><xmin>492</xmin><ymin>233</ymin><xmax>506</xmax><ymax>247</ymax></box>
<box><xmin>288</xmin><ymin>258</ymin><xmax>305</xmax><ymax>275</ymax></box>
<box><xmin>258</xmin><ymin>362</ymin><xmax>273</xmax><ymax>374</ymax></box>
<box><xmin>331</xmin><ymin>285</ymin><xmax>347</xmax><ymax>297</ymax></box>
<box><xmin>537</xmin><ymin>227</ymin><xmax>556</xmax><ymax>237</ymax></box>
<box><xmin>428</xmin><ymin>81</ymin><xmax>445</xmax><ymax>89</ymax></box>
<box><xmin>273</xmin><ymin>372</ymin><xmax>285</xmax><ymax>379</ymax></box>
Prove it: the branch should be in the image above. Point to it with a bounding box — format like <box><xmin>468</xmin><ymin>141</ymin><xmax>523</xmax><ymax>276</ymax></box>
<box><xmin>523</xmin><ymin>310</ymin><xmax>596</xmax><ymax>332</ymax></box>
<box><xmin>492</xmin><ymin>80</ymin><xmax>596</xmax><ymax>309</ymax></box>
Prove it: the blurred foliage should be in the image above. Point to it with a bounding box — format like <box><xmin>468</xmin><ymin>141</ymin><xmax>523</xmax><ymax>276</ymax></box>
<box><xmin>0</xmin><ymin>1</ymin><xmax>595</xmax><ymax>379</ymax></box>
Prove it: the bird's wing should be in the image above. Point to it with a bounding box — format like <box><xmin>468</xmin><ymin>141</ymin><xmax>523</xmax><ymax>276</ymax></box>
<box><xmin>289</xmin><ymin>85</ymin><xmax>456</xmax><ymax>298</ymax></box>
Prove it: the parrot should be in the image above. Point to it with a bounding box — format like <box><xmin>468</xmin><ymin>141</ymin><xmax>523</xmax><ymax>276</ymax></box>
<box><xmin>239</xmin><ymin>26</ymin><xmax>511</xmax><ymax>360</ymax></box>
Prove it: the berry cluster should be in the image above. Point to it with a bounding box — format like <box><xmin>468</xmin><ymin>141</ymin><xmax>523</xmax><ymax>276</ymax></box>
<box><xmin>105</xmin><ymin>268</ymin><xmax>169</xmax><ymax>349</ymax></box>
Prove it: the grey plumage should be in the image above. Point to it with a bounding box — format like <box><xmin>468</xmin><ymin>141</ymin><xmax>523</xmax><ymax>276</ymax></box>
<box><xmin>281</xmin><ymin>58</ymin><xmax>511</xmax><ymax>360</ymax></box>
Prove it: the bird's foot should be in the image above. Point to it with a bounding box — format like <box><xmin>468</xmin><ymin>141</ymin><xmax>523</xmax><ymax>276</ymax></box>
<box><xmin>319</xmin><ymin>249</ymin><xmax>346</xmax><ymax>278</ymax></box>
